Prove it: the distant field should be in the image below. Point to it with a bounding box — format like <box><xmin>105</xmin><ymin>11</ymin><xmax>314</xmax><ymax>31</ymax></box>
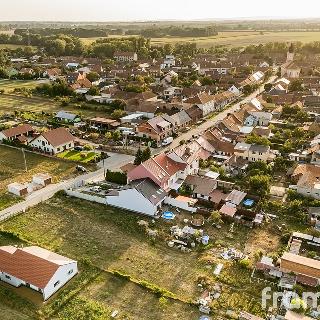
<box><xmin>80</xmin><ymin>31</ymin><xmax>320</xmax><ymax>48</ymax></box>
<box><xmin>150</xmin><ymin>31</ymin><xmax>320</xmax><ymax>48</ymax></box>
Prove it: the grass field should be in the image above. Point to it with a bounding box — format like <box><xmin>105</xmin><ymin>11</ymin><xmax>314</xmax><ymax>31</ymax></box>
<box><xmin>0</xmin><ymin>93</ymin><xmax>108</xmax><ymax>118</ymax></box>
<box><xmin>0</xmin><ymin>80</ymin><xmax>41</xmax><ymax>94</ymax></box>
<box><xmin>0</xmin><ymin>193</ymin><xmax>272</xmax><ymax>319</ymax></box>
<box><xmin>79</xmin><ymin>272</ymin><xmax>199</xmax><ymax>320</ymax></box>
<box><xmin>57</xmin><ymin>150</ymin><xmax>99</xmax><ymax>163</ymax></box>
<box><xmin>81</xmin><ymin>31</ymin><xmax>320</xmax><ymax>48</ymax></box>
<box><xmin>0</xmin><ymin>145</ymin><xmax>94</xmax><ymax>211</ymax></box>
<box><xmin>0</xmin><ymin>44</ymin><xmax>35</xmax><ymax>50</ymax></box>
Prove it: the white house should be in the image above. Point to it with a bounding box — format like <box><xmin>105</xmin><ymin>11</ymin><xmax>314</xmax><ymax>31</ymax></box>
<box><xmin>0</xmin><ymin>124</ymin><xmax>34</xmax><ymax>142</ymax></box>
<box><xmin>244</xmin><ymin>111</ymin><xmax>272</xmax><ymax>127</ymax></box>
<box><xmin>184</xmin><ymin>92</ymin><xmax>216</xmax><ymax>116</ymax></box>
<box><xmin>106</xmin><ymin>179</ymin><xmax>167</xmax><ymax>216</ymax></box>
<box><xmin>291</xmin><ymin>164</ymin><xmax>320</xmax><ymax>200</ymax></box>
<box><xmin>234</xmin><ymin>142</ymin><xmax>276</xmax><ymax>162</ymax></box>
<box><xmin>161</xmin><ymin>55</ymin><xmax>176</xmax><ymax>69</ymax></box>
<box><xmin>163</xmin><ymin>86</ymin><xmax>183</xmax><ymax>100</ymax></box>
<box><xmin>0</xmin><ymin>246</ymin><xmax>78</xmax><ymax>300</ymax></box>
<box><xmin>114</xmin><ymin>51</ymin><xmax>138</xmax><ymax>62</ymax></box>
<box><xmin>29</xmin><ymin>127</ymin><xmax>75</xmax><ymax>155</ymax></box>
<box><xmin>228</xmin><ymin>85</ymin><xmax>241</xmax><ymax>96</ymax></box>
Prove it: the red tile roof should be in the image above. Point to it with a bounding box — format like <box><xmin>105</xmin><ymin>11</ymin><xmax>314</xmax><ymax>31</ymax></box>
<box><xmin>0</xmin><ymin>246</ymin><xmax>68</xmax><ymax>289</ymax></box>
<box><xmin>41</xmin><ymin>128</ymin><xmax>75</xmax><ymax>147</ymax></box>
<box><xmin>1</xmin><ymin>124</ymin><xmax>34</xmax><ymax>139</ymax></box>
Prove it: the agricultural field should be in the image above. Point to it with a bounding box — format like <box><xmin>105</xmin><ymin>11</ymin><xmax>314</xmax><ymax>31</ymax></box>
<box><xmin>81</xmin><ymin>31</ymin><xmax>320</xmax><ymax>48</ymax></box>
<box><xmin>0</xmin><ymin>193</ymin><xmax>275</xmax><ymax>319</ymax></box>
<box><xmin>0</xmin><ymin>145</ymin><xmax>93</xmax><ymax>210</ymax></box>
<box><xmin>150</xmin><ymin>31</ymin><xmax>320</xmax><ymax>48</ymax></box>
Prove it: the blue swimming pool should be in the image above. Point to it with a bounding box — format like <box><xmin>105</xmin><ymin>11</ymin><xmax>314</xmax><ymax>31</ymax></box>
<box><xmin>162</xmin><ymin>211</ymin><xmax>175</xmax><ymax>220</ymax></box>
<box><xmin>243</xmin><ymin>199</ymin><xmax>254</xmax><ymax>207</ymax></box>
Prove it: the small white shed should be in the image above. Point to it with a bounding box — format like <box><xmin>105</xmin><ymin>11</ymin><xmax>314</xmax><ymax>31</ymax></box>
<box><xmin>7</xmin><ymin>183</ymin><xmax>28</xmax><ymax>197</ymax></box>
<box><xmin>32</xmin><ymin>173</ymin><xmax>52</xmax><ymax>187</ymax></box>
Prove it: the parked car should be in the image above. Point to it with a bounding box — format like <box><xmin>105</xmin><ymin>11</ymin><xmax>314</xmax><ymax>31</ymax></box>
<box><xmin>162</xmin><ymin>137</ymin><xmax>174</xmax><ymax>146</ymax></box>
<box><xmin>76</xmin><ymin>165</ymin><xmax>87</xmax><ymax>173</ymax></box>
<box><xmin>90</xmin><ymin>186</ymin><xmax>101</xmax><ymax>192</ymax></box>
<box><xmin>74</xmin><ymin>146</ymin><xmax>84</xmax><ymax>151</ymax></box>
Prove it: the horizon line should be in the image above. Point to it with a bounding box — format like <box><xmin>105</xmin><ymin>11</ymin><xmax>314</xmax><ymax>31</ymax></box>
<box><xmin>1</xmin><ymin>16</ymin><xmax>320</xmax><ymax>23</ymax></box>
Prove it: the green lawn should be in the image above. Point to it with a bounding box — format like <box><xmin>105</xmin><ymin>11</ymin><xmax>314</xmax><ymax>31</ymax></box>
<box><xmin>0</xmin><ymin>80</ymin><xmax>41</xmax><ymax>94</ymax></box>
<box><xmin>57</xmin><ymin>150</ymin><xmax>99</xmax><ymax>163</ymax></box>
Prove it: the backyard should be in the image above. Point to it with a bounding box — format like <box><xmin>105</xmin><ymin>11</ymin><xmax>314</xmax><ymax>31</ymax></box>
<box><xmin>0</xmin><ymin>193</ymin><xmax>277</xmax><ymax>319</ymax></box>
<box><xmin>0</xmin><ymin>145</ymin><xmax>94</xmax><ymax>210</ymax></box>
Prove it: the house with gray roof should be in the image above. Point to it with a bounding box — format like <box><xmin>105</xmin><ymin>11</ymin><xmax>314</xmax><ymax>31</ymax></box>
<box><xmin>55</xmin><ymin>111</ymin><xmax>81</xmax><ymax>123</ymax></box>
<box><xmin>105</xmin><ymin>178</ymin><xmax>167</xmax><ymax>216</ymax></box>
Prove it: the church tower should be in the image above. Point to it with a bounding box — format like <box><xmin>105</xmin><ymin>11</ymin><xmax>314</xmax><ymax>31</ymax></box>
<box><xmin>287</xmin><ymin>43</ymin><xmax>295</xmax><ymax>62</ymax></box>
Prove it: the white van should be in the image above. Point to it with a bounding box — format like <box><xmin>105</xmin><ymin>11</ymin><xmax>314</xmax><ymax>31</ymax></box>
<box><xmin>162</xmin><ymin>136</ymin><xmax>174</xmax><ymax>146</ymax></box>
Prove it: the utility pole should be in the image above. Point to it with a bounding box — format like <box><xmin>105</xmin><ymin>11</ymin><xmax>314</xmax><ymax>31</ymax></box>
<box><xmin>102</xmin><ymin>157</ymin><xmax>106</xmax><ymax>179</ymax></box>
<box><xmin>21</xmin><ymin>148</ymin><xmax>28</xmax><ymax>172</ymax></box>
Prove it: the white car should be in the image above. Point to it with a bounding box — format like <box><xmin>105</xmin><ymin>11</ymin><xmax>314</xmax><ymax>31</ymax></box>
<box><xmin>161</xmin><ymin>137</ymin><xmax>174</xmax><ymax>146</ymax></box>
<box><xmin>90</xmin><ymin>186</ymin><xmax>101</xmax><ymax>192</ymax></box>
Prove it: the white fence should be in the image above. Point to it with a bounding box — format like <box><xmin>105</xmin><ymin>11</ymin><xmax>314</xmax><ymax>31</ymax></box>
<box><xmin>65</xmin><ymin>189</ymin><xmax>107</xmax><ymax>205</ymax></box>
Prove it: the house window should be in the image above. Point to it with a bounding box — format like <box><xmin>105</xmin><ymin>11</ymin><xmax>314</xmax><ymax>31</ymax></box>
<box><xmin>54</xmin><ymin>281</ymin><xmax>60</xmax><ymax>287</ymax></box>
<box><xmin>68</xmin><ymin>269</ymin><xmax>74</xmax><ymax>275</ymax></box>
<box><xmin>5</xmin><ymin>275</ymin><xmax>11</xmax><ymax>280</ymax></box>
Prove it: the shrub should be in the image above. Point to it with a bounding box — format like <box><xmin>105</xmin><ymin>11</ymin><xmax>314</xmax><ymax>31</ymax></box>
<box><xmin>105</xmin><ymin>170</ymin><xmax>127</xmax><ymax>185</ymax></box>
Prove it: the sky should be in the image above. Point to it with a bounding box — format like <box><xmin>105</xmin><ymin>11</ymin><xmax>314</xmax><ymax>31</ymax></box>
<box><xmin>1</xmin><ymin>0</ymin><xmax>320</xmax><ymax>21</ymax></box>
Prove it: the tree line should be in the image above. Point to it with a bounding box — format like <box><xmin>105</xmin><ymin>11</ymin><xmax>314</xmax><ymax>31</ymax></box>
<box><xmin>126</xmin><ymin>26</ymin><xmax>218</xmax><ymax>38</ymax></box>
<box><xmin>15</xmin><ymin>28</ymin><xmax>107</xmax><ymax>38</ymax></box>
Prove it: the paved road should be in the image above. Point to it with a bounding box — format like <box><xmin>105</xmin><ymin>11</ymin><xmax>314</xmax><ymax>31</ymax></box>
<box><xmin>163</xmin><ymin>76</ymin><xmax>277</xmax><ymax>151</ymax></box>
<box><xmin>0</xmin><ymin>152</ymin><xmax>134</xmax><ymax>222</ymax></box>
